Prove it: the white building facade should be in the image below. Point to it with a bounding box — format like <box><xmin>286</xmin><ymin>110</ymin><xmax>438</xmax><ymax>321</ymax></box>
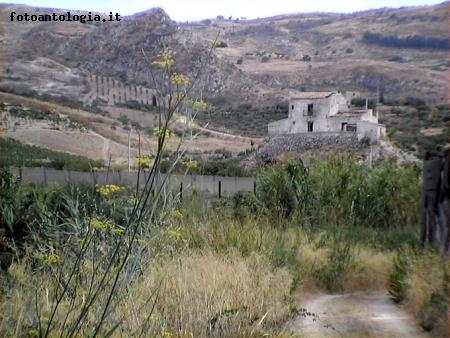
<box><xmin>268</xmin><ymin>91</ymin><xmax>385</xmax><ymax>141</ymax></box>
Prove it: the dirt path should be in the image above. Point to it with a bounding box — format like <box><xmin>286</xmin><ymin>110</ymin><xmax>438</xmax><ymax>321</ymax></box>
<box><xmin>285</xmin><ymin>292</ymin><xmax>429</xmax><ymax>338</ymax></box>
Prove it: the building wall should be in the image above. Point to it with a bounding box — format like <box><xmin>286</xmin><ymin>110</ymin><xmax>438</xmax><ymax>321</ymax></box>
<box><xmin>327</xmin><ymin>115</ymin><xmax>361</xmax><ymax>132</ymax></box>
<box><xmin>268</xmin><ymin>92</ymin><xmax>384</xmax><ymax>141</ymax></box>
<box><xmin>357</xmin><ymin>120</ymin><xmax>386</xmax><ymax>141</ymax></box>
<box><xmin>290</xmin><ymin>97</ymin><xmax>332</xmax><ymax>133</ymax></box>
<box><xmin>269</xmin><ymin>93</ymin><xmax>349</xmax><ymax>135</ymax></box>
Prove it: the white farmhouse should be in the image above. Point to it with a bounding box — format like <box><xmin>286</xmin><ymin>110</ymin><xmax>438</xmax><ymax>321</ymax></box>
<box><xmin>268</xmin><ymin>91</ymin><xmax>386</xmax><ymax>141</ymax></box>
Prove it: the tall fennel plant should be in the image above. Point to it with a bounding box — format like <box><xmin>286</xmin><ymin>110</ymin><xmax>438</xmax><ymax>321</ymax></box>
<box><xmin>38</xmin><ymin>40</ymin><xmax>217</xmax><ymax>338</ymax></box>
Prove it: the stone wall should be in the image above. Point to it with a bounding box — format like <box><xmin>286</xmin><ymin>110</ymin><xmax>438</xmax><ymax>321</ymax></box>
<box><xmin>258</xmin><ymin>132</ymin><xmax>365</xmax><ymax>159</ymax></box>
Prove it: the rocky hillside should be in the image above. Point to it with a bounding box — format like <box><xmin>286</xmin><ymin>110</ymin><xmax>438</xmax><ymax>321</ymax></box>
<box><xmin>0</xmin><ymin>2</ymin><xmax>448</xmax><ymax>156</ymax></box>
<box><xmin>182</xmin><ymin>1</ymin><xmax>449</xmax><ymax>105</ymax></box>
<box><xmin>0</xmin><ymin>4</ymin><xmax>280</xmax><ymax>108</ymax></box>
<box><xmin>2</xmin><ymin>3</ymin><xmax>448</xmax><ymax>109</ymax></box>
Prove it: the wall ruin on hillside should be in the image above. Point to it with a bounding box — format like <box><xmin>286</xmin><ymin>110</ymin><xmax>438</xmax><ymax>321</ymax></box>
<box><xmin>83</xmin><ymin>74</ymin><xmax>158</xmax><ymax>106</ymax></box>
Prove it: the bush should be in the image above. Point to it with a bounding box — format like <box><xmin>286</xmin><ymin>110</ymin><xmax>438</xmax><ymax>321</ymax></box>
<box><xmin>309</xmin><ymin>157</ymin><xmax>420</xmax><ymax>228</ymax></box>
<box><xmin>362</xmin><ymin>31</ymin><xmax>449</xmax><ymax>50</ymax></box>
<box><xmin>404</xmin><ymin>96</ymin><xmax>427</xmax><ymax>109</ymax></box>
<box><xmin>314</xmin><ymin>243</ymin><xmax>358</xmax><ymax>292</ymax></box>
<box><xmin>254</xmin><ymin>157</ymin><xmax>420</xmax><ymax>229</ymax></box>
<box><xmin>117</xmin><ymin>114</ymin><xmax>130</xmax><ymax>126</ymax></box>
<box><xmin>351</xmin><ymin>98</ymin><xmax>376</xmax><ymax>109</ymax></box>
<box><xmin>214</xmin><ymin>40</ymin><xmax>227</xmax><ymax>48</ymax></box>
<box><xmin>256</xmin><ymin>160</ymin><xmax>310</xmax><ymax>219</ymax></box>
<box><xmin>202</xmin><ymin>159</ymin><xmax>244</xmax><ymax>177</ymax></box>
<box><xmin>419</xmin><ymin>292</ymin><xmax>448</xmax><ymax>332</ymax></box>
<box><xmin>387</xmin><ymin>55</ymin><xmax>404</xmax><ymax>62</ymax></box>
<box><xmin>388</xmin><ymin>252</ymin><xmax>409</xmax><ymax>303</ymax></box>
<box><xmin>232</xmin><ymin>191</ymin><xmax>259</xmax><ymax>221</ymax></box>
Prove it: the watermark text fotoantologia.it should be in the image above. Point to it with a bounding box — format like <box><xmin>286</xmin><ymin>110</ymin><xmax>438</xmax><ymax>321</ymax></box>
<box><xmin>10</xmin><ymin>11</ymin><xmax>121</xmax><ymax>23</ymax></box>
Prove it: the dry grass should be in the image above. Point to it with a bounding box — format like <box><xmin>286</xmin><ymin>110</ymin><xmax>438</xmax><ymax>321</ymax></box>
<box><xmin>404</xmin><ymin>254</ymin><xmax>447</xmax><ymax>321</ymax></box>
<box><xmin>0</xmin><ymin>251</ymin><xmax>293</xmax><ymax>337</ymax></box>
<box><xmin>152</xmin><ymin>252</ymin><xmax>292</xmax><ymax>336</ymax></box>
<box><xmin>341</xmin><ymin>250</ymin><xmax>394</xmax><ymax>292</ymax></box>
<box><xmin>298</xmin><ymin>243</ymin><xmax>394</xmax><ymax>294</ymax></box>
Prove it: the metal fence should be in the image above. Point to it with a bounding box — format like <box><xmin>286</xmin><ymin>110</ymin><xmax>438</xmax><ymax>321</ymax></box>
<box><xmin>10</xmin><ymin>167</ymin><xmax>256</xmax><ymax>198</ymax></box>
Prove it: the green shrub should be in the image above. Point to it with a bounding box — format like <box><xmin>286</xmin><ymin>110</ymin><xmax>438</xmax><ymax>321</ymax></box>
<box><xmin>419</xmin><ymin>292</ymin><xmax>448</xmax><ymax>332</ymax></box>
<box><xmin>232</xmin><ymin>191</ymin><xmax>259</xmax><ymax>221</ymax></box>
<box><xmin>201</xmin><ymin>158</ymin><xmax>245</xmax><ymax>177</ymax></box>
<box><xmin>214</xmin><ymin>41</ymin><xmax>227</xmax><ymax>48</ymax></box>
<box><xmin>388</xmin><ymin>253</ymin><xmax>409</xmax><ymax>303</ymax></box>
<box><xmin>314</xmin><ymin>243</ymin><xmax>358</xmax><ymax>292</ymax></box>
<box><xmin>309</xmin><ymin>157</ymin><xmax>420</xmax><ymax>228</ymax></box>
<box><xmin>404</xmin><ymin>96</ymin><xmax>427</xmax><ymax>109</ymax></box>
<box><xmin>351</xmin><ymin>98</ymin><xmax>376</xmax><ymax>109</ymax></box>
<box><xmin>256</xmin><ymin>160</ymin><xmax>310</xmax><ymax>219</ymax></box>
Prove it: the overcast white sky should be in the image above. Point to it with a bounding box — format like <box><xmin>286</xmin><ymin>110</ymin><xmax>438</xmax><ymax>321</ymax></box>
<box><xmin>2</xmin><ymin>0</ymin><xmax>445</xmax><ymax>21</ymax></box>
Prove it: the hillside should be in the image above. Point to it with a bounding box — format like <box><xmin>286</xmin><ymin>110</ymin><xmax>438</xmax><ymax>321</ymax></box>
<box><xmin>183</xmin><ymin>2</ymin><xmax>449</xmax><ymax>104</ymax></box>
<box><xmin>0</xmin><ymin>4</ymin><xmax>280</xmax><ymax>108</ymax></box>
<box><xmin>1</xmin><ymin>3</ymin><xmax>448</xmax><ymax>107</ymax></box>
<box><xmin>0</xmin><ymin>2</ymin><xmax>448</xmax><ymax>159</ymax></box>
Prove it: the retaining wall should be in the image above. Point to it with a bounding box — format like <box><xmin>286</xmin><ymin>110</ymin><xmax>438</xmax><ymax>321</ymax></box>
<box><xmin>10</xmin><ymin>167</ymin><xmax>256</xmax><ymax>198</ymax></box>
<box><xmin>258</xmin><ymin>132</ymin><xmax>365</xmax><ymax>159</ymax></box>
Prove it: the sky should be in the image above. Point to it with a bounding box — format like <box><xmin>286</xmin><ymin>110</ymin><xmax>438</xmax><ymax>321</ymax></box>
<box><xmin>1</xmin><ymin>0</ymin><xmax>445</xmax><ymax>21</ymax></box>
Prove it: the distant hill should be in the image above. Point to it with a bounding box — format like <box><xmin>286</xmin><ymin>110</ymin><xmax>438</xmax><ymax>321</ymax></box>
<box><xmin>0</xmin><ymin>4</ymin><xmax>279</xmax><ymax>109</ymax></box>
<box><xmin>0</xmin><ymin>2</ymin><xmax>448</xmax><ymax>155</ymax></box>
<box><xmin>181</xmin><ymin>1</ymin><xmax>449</xmax><ymax>106</ymax></box>
<box><xmin>1</xmin><ymin>2</ymin><xmax>448</xmax><ymax>107</ymax></box>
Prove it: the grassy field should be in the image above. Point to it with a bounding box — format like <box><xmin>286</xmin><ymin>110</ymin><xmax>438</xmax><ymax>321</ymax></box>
<box><xmin>0</xmin><ymin>156</ymin><xmax>447</xmax><ymax>337</ymax></box>
<box><xmin>0</xmin><ymin>138</ymin><xmax>104</xmax><ymax>171</ymax></box>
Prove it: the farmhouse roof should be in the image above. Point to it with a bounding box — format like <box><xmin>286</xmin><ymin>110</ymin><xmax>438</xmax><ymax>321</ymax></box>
<box><xmin>332</xmin><ymin>109</ymin><xmax>372</xmax><ymax>117</ymax></box>
<box><xmin>291</xmin><ymin>92</ymin><xmax>334</xmax><ymax>100</ymax></box>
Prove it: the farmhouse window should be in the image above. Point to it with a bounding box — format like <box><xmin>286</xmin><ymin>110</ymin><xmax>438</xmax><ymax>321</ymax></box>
<box><xmin>307</xmin><ymin>121</ymin><xmax>314</xmax><ymax>132</ymax></box>
<box><xmin>291</xmin><ymin>105</ymin><xmax>294</xmax><ymax>110</ymax></box>
<box><xmin>346</xmin><ymin>124</ymin><xmax>357</xmax><ymax>132</ymax></box>
<box><xmin>307</xmin><ymin>104</ymin><xmax>314</xmax><ymax>116</ymax></box>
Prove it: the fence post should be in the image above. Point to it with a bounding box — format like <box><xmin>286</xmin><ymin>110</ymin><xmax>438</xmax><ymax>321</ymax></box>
<box><xmin>218</xmin><ymin>180</ymin><xmax>222</xmax><ymax>199</ymax></box>
<box><xmin>43</xmin><ymin>166</ymin><xmax>47</xmax><ymax>186</ymax></box>
<box><xmin>180</xmin><ymin>181</ymin><xmax>183</xmax><ymax>202</ymax></box>
<box><xmin>253</xmin><ymin>181</ymin><xmax>256</xmax><ymax>194</ymax></box>
<box><xmin>92</xmin><ymin>171</ymin><xmax>97</xmax><ymax>189</ymax></box>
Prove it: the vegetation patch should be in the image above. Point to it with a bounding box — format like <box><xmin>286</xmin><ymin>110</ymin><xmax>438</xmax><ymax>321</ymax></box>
<box><xmin>0</xmin><ymin>156</ymin><xmax>446</xmax><ymax>336</ymax></box>
<box><xmin>362</xmin><ymin>31</ymin><xmax>449</xmax><ymax>50</ymax></box>
<box><xmin>0</xmin><ymin>138</ymin><xmax>104</xmax><ymax>171</ymax></box>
